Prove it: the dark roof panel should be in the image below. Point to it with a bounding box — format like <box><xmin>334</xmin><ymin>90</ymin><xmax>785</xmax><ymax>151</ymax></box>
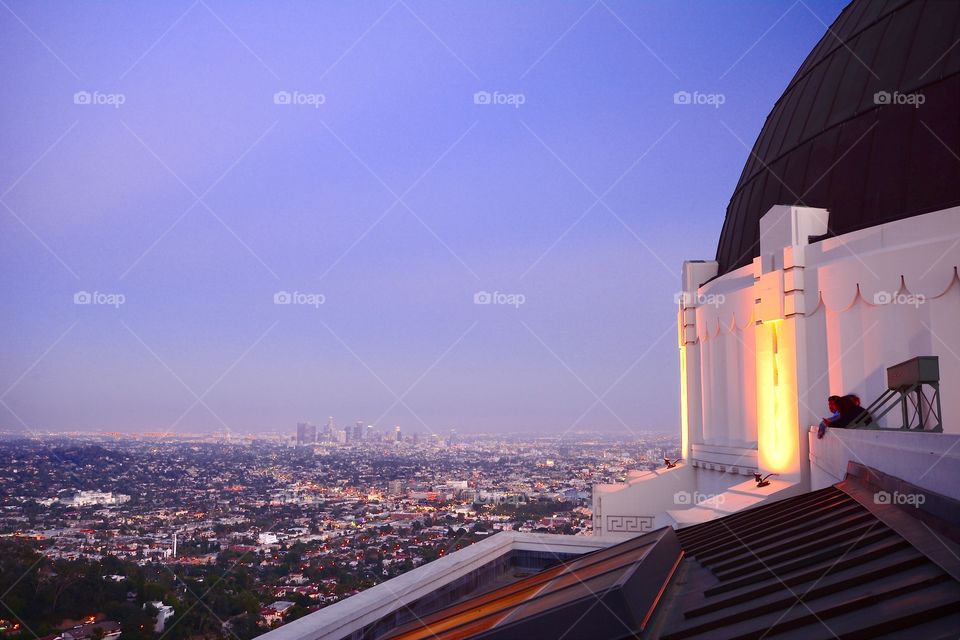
<box><xmin>902</xmin><ymin>1</ymin><xmax>960</xmax><ymax>88</ymax></box>
<box><xmin>655</xmin><ymin>473</ymin><xmax>960</xmax><ymax>640</ymax></box>
<box><xmin>715</xmin><ymin>0</ymin><xmax>960</xmax><ymax>275</ymax></box>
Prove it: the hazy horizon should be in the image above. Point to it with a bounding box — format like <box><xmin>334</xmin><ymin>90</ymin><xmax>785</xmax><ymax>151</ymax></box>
<box><xmin>1</xmin><ymin>0</ymin><xmax>847</xmax><ymax>436</ymax></box>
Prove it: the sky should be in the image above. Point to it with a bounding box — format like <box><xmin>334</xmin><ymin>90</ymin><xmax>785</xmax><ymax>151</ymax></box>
<box><xmin>0</xmin><ymin>0</ymin><xmax>848</xmax><ymax>437</ymax></box>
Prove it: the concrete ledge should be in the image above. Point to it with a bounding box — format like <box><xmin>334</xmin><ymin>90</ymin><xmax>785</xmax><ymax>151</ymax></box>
<box><xmin>593</xmin><ymin>464</ymin><xmax>695</xmax><ymax>537</ymax></box>
<box><xmin>809</xmin><ymin>427</ymin><xmax>960</xmax><ymax>501</ymax></box>
<box><xmin>662</xmin><ymin>477</ymin><xmax>800</xmax><ymax>528</ymax></box>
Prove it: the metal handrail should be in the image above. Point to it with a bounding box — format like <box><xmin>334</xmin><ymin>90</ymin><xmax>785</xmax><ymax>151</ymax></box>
<box><xmin>848</xmin><ymin>357</ymin><xmax>943</xmax><ymax>432</ymax></box>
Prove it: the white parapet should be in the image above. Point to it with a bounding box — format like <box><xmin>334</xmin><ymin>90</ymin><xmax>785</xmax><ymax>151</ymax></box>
<box><xmin>257</xmin><ymin>531</ymin><xmax>624</xmax><ymax>640</ymax></box>
<box><xmin>758</xmin><ymin>205</ymin><xmax>830</xmax><ymax>269</ymax></box>
<box><xmin>660</xmin><ymin>475</ymin><xmax>799</xmax><ymax>529</ymax></box>
<box><xmin>809</xmin><ymin>427</ymin><xmax>960</xmax><ymax>501</ymax></box>
<box><xmin>593</xmin><ymin>463</ymin><xmax>695</xmax><ymax>537</ymax></box>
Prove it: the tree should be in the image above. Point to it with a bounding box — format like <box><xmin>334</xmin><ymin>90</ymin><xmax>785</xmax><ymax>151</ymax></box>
<box><xmin>48</xmin><ymin>559</ymin><xmax>88</xmax><ymax>613</ymax></box>
<box><xmin>142</xmin><ymin>582</ymin><xmax>167</xmax><ymax>603</ymax></box>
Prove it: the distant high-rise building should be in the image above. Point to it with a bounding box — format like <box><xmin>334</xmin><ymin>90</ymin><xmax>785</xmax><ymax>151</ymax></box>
<box><xmin>387</xmin><ymin>479</ymin><xmax>403</xmax><ymax>496</ymax></box>
<box><xmin>448</xmin><ymin>428</ymin><xmax>457</xmax><ymax>447</ymax></box>
<box><xmin>318</xmin><ymin>416</ymin><xmax>335</xmax><ymax>442</ymax></box>
<box><xmin>296</xmin><ymin>422</ymin><xmax>316</xmax><ymax>445</ymax></box>
<box><xmin>394</xmin><ymin>425</ymin><xmax>401</xmax><ymax>442</ymax></box>
<box><xmin>366</xmin><ymin>424</ymin><xmax>374</xmax><ymax>442</ymax></box>
<box><xmin>353</xmin><ymin>421</ymin><xmax>364</xmax><ymax>443</ymax></box>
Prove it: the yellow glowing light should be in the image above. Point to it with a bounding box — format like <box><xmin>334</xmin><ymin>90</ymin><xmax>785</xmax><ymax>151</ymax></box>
<box><xmin>679</xmin><ymin>346</ymin><xmax>689</xmax><ymax>458</ymax></box>
<box><xmin>758</xmin><ymin>320</ymin><xmax>797</xmax><ymax>475</ymax></box>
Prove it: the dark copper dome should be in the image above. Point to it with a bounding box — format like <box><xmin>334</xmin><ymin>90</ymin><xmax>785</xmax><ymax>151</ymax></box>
<box><xmin>716</xmin><ymin>0</ymin><xmax>960</xmax><ymax>275</ymax></box>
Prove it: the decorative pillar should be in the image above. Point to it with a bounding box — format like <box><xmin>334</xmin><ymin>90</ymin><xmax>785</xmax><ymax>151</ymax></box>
<box><xmin>754</xmin><ymin>205</ymin><xmax>828</xmax><ymax>486</ymax></box>
<box><xmin>678</xmin><ymin>260</ymin><xmax>718</xmax><ymax>462</ymax></box>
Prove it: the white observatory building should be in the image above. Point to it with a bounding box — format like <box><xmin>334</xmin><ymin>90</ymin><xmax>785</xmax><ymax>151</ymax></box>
<box><xmin>594</xmin><ymin>0</ymin><xmax>960</xmax><ymax>534</ymax></box>
<box><xmin>262</xmin><ymin>2</ymin><xmax>960</xmax><ymax>638</ymax></box>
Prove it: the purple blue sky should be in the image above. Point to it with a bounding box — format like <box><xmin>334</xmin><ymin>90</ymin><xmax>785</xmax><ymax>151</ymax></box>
<box><xmin>0</xmin><ymin>0</ymin><xmax>847</xmax><ymax>436</ymax></box>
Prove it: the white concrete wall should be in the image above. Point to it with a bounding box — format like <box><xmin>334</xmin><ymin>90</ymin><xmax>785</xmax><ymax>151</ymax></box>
<box><xmin>593</xmin><ymin>464</ymin><xmax>694</xmax><ymax>537</ymax></box>
<box><xmin>697</xmin><ymin>269</ymin><xmax>758</xmax><ymax>448</ymax></box>
<box><xmin>694</xmin><ymin>466</ymin><xmax>755</xmax><ymax>496</ymax></box>
<box><xmin>797</xmin><ymin>208</ymin><xmax>960</xmax><ymax>432</ymax></box>
<box><xmin>689</xmin><ymin>206</ymin><xmax>960</xmax><ymax>453</ymax></box>
<box><xmin>809</xmin><ymin>427</ymin><xmax>960</xmax><ymax>500</ymax></box>
<box><xmin>594</xmin><ymin>205</ymin><xmax>960</xmax><ymax>535</ymax></box>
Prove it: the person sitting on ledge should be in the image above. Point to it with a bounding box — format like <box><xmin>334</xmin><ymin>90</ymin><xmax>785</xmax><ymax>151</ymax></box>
<box><xmin>817</xmin><ymin>395</ymin><xmax>842</xmax><ymax>438</ymax></box>
<box><xmin>839</xmin><ymin>394</ymin><xmax>873</xmax><ymax>427</ymax></box>
<box><xmin>818</xmin><ymin>394</ymin><xmax>872</xmax><ymax>438</ymax></box>
<box><xmin>828</xmin><ymin>395</ymin><xmax>842</xmax><ymax>418</ymax></box>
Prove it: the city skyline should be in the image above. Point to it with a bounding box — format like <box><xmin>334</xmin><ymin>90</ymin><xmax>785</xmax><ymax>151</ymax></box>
<box><xmin>0</xmin><ymin>430</ymin><xmax>677</xmax><ymax>637</ymax></box>
<box><xmin>1</xmin><ymin>1</ymin><xmax>847</xmax><ymax>434</ymax></box>
<box><xmin>4</xmin><ymin>2</ymin><xmax>960</xmax><ymax>639</ymax></box>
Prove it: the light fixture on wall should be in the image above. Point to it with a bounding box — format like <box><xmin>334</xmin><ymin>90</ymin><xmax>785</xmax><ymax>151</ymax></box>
<box><xmin>754</xmin><ymin>472</ymin><xmax>778</xmax><ymax>488</ymax></box>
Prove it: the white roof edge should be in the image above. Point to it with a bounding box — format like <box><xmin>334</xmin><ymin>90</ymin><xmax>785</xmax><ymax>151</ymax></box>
<box><xmin>258</xmin><ymin>532</ymin><xmax>620</xmax><ymax>640</ymax></box>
